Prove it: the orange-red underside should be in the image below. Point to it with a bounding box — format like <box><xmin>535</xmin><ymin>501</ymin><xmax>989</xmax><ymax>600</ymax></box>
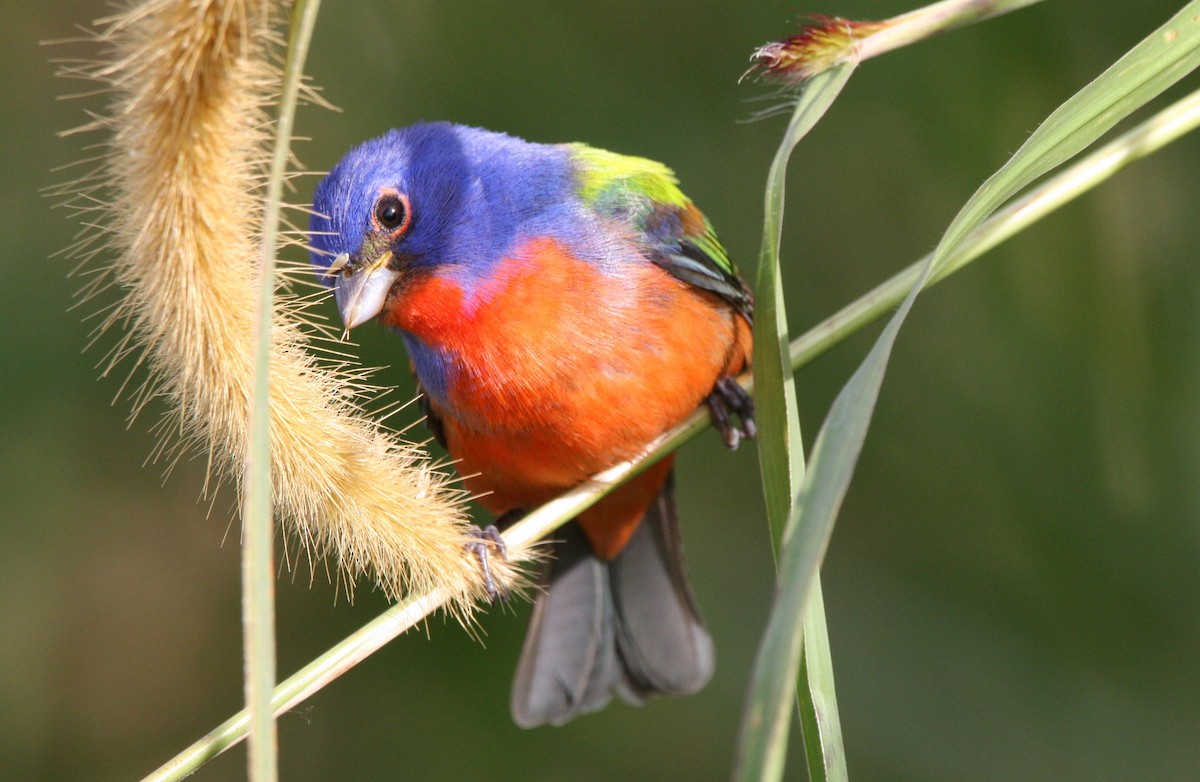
<box><xmin>385</xmin><ymin>237</ymin><xmax>751</xmax><ymax>560</ymax></box>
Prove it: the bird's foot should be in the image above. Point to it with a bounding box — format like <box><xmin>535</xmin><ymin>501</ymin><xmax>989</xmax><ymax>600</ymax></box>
<box><xmin>707</xmin><ymin>377</ymin><xmax>757</xmax><ymax>450</ymax></box>
<box><xmin>466</xmin><ymin>524</ymin><xmax>509</xmax><ymax>602</ymax></box>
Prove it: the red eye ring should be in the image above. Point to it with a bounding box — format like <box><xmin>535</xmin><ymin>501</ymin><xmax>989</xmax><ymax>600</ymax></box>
<box><xmin>372</xmin><ymin>189</ymin><xmax>412</xmax><ymax>237</ymax></box>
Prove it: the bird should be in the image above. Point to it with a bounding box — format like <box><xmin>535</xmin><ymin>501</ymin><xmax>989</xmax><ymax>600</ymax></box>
<box><xmin>309</xmin><ymin>122</ymin><xmax>755</xmax><ymax>727</ymax></box>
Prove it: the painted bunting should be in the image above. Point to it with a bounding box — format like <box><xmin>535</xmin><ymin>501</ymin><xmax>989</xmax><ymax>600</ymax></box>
<box><xmin>309</xmin><ymin>122</ymin><xmax>755</xmax><ymax>727</ymax></box>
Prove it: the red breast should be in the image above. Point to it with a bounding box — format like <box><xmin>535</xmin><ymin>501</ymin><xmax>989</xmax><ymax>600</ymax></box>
<box><xmin>384</xmin><ymin>236</ymin><xmax>751</xmax><ymax>557</ymax></box>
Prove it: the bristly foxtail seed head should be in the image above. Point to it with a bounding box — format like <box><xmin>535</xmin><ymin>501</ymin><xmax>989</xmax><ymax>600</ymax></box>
<box><xmin>747</xmin><ymin>15</ymin><xmax>885</xmax><ymax>85</ymax></box>
<box><xmin>55</xmin><ymin>0</ymin><xmax>522</xmax><ymax>619</ymax></box>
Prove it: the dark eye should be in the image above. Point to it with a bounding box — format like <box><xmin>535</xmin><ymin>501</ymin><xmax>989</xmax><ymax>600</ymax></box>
<box><xmin>374</xmin><ymin>192</ymin><xmax>411</xmax><ymax>233</ymax></box>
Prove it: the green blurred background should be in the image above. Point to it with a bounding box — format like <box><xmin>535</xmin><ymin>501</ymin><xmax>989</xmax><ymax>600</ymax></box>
<box><xmin>5</xmin><ymin>0</ymin><xmax>1200</xmax><ymax>779</ymax></box>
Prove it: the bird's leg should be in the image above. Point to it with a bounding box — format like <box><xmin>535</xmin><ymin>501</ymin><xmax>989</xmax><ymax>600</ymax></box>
<box><xmin>466</xmin><ymin>524</ymin><xmax>509</xmax><ymax>602</ymax></box>
<box><xmin>706</xmin><ymin>377</ymin><xmax>757</xmax><ymax>450</ymax></box>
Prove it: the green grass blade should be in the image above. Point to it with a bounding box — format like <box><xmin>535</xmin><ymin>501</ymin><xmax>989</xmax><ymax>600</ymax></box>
<box><xmin>798</xmin><ymin>578</ymin><xmax>847</xmax><ymax>781</ymax></box>
<box><xmin>741</xmin><ymin>264</ymin><xmax>911</xmax><ymax>782</ymax></box>
<box><xmin>932</xmin><ymin>0</ymin><xmax>1200</xmax><ymax>273</ymax></box>
<box><xmin>243</xmin><ymin>2</ymin><xmax>322</xmax><ymax>780</ymax></box>
<box><xmin>752</xmin><ymin>64</ymin><xmax>856</xmax><ymax>547</ymax></box>
<box><xmin>743</xmin><ymin>6</ymin><xmax>1200</xmax><ymax>782</ymax></box>
<box><xmin>739</xmin><ymin>63</ymin><xmax>855</xmax><ymax>782</ymax></box>
<box><xmin>790</xmin><ymin>84</ymin><xmax>1200</xmax><ymax>371</ymax></box>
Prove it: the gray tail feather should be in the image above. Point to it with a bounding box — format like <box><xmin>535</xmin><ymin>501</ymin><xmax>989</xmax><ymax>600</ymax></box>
<box><xmin>510</xmin><ymin>472</ymin><xmax>714</xmax><ymax>728</ymax></box>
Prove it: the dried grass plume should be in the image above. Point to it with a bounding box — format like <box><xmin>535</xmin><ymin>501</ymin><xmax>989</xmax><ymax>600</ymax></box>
<box><xmin>53</xmin><ymin>0</ymin><xmax>519</xmax><ymax>615</ymax></box>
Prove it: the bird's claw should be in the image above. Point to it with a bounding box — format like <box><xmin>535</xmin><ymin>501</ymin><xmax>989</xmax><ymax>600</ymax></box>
<box><xmin>466</xmin><ymin>524</ymin><xmax>509</xmax><ymax>602</ymax></box>
<box><xmin>707</xmin><ymin>377</ymin><xmax>757</xmax><ymax>450</ymax></box>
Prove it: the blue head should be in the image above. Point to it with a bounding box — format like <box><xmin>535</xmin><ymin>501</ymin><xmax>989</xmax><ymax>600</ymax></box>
<box><xmin>309</xmin><ymin>122</ymin><xmax>577</xmax><ymax>329</ymax></box>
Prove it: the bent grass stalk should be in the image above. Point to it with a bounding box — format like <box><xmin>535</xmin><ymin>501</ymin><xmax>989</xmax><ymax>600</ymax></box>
<box><xmin>141</xmin><ymin>85</ymin><xmax>1200</xmax><ymax>782</ymax></box>
<box><xmin>57</xmin><ymin>0</ymin><xmax>513</xmax><ymax>624</ymax></box>
<box><xmin>745</xmin><ymin>64</ymin><xmax>857</xmax><ymax>782</ymax></box>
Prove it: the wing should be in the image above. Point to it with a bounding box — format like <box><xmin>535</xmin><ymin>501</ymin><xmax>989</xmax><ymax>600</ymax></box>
<box><xmin>569</xmin><ymin>145</ymin><xmax>754</xmax><ymax>323</ymax></box>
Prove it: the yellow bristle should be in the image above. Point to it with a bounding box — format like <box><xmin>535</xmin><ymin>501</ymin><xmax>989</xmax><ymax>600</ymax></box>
<box><xmin>54</xmin><ymin>0</ymin><xmax>524</xmax><ymax>619</ymax></box>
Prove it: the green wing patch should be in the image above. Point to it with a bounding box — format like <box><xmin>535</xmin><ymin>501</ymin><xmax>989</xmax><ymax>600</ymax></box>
<box><xmin>568</xmin><ymin>144</ymin><xmax>752</xmax><ymax>321</ymax></box>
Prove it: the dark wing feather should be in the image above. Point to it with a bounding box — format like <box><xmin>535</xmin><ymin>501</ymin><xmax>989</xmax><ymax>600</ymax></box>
<box><xmin>414</xmin><ymin>377</ymin><xmax>447</xmax><ymax>449</ymax></box>
<box><xmin>653</xmin><ymin>234</ymin><xmax>754</xmax><ymax>324</ymax></box>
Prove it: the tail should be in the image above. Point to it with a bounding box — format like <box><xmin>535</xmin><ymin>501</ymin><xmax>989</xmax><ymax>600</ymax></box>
<box><xmin>510</xmin><ymin>472</ymin><xmax>714</xmax><ymax>728</ymax></box>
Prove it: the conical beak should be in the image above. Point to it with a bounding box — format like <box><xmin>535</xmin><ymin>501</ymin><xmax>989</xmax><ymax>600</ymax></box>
<box><xmin>329</xmin><ymin>251</ymin><xmax>399</xmax><ymax>331</ymax></box>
